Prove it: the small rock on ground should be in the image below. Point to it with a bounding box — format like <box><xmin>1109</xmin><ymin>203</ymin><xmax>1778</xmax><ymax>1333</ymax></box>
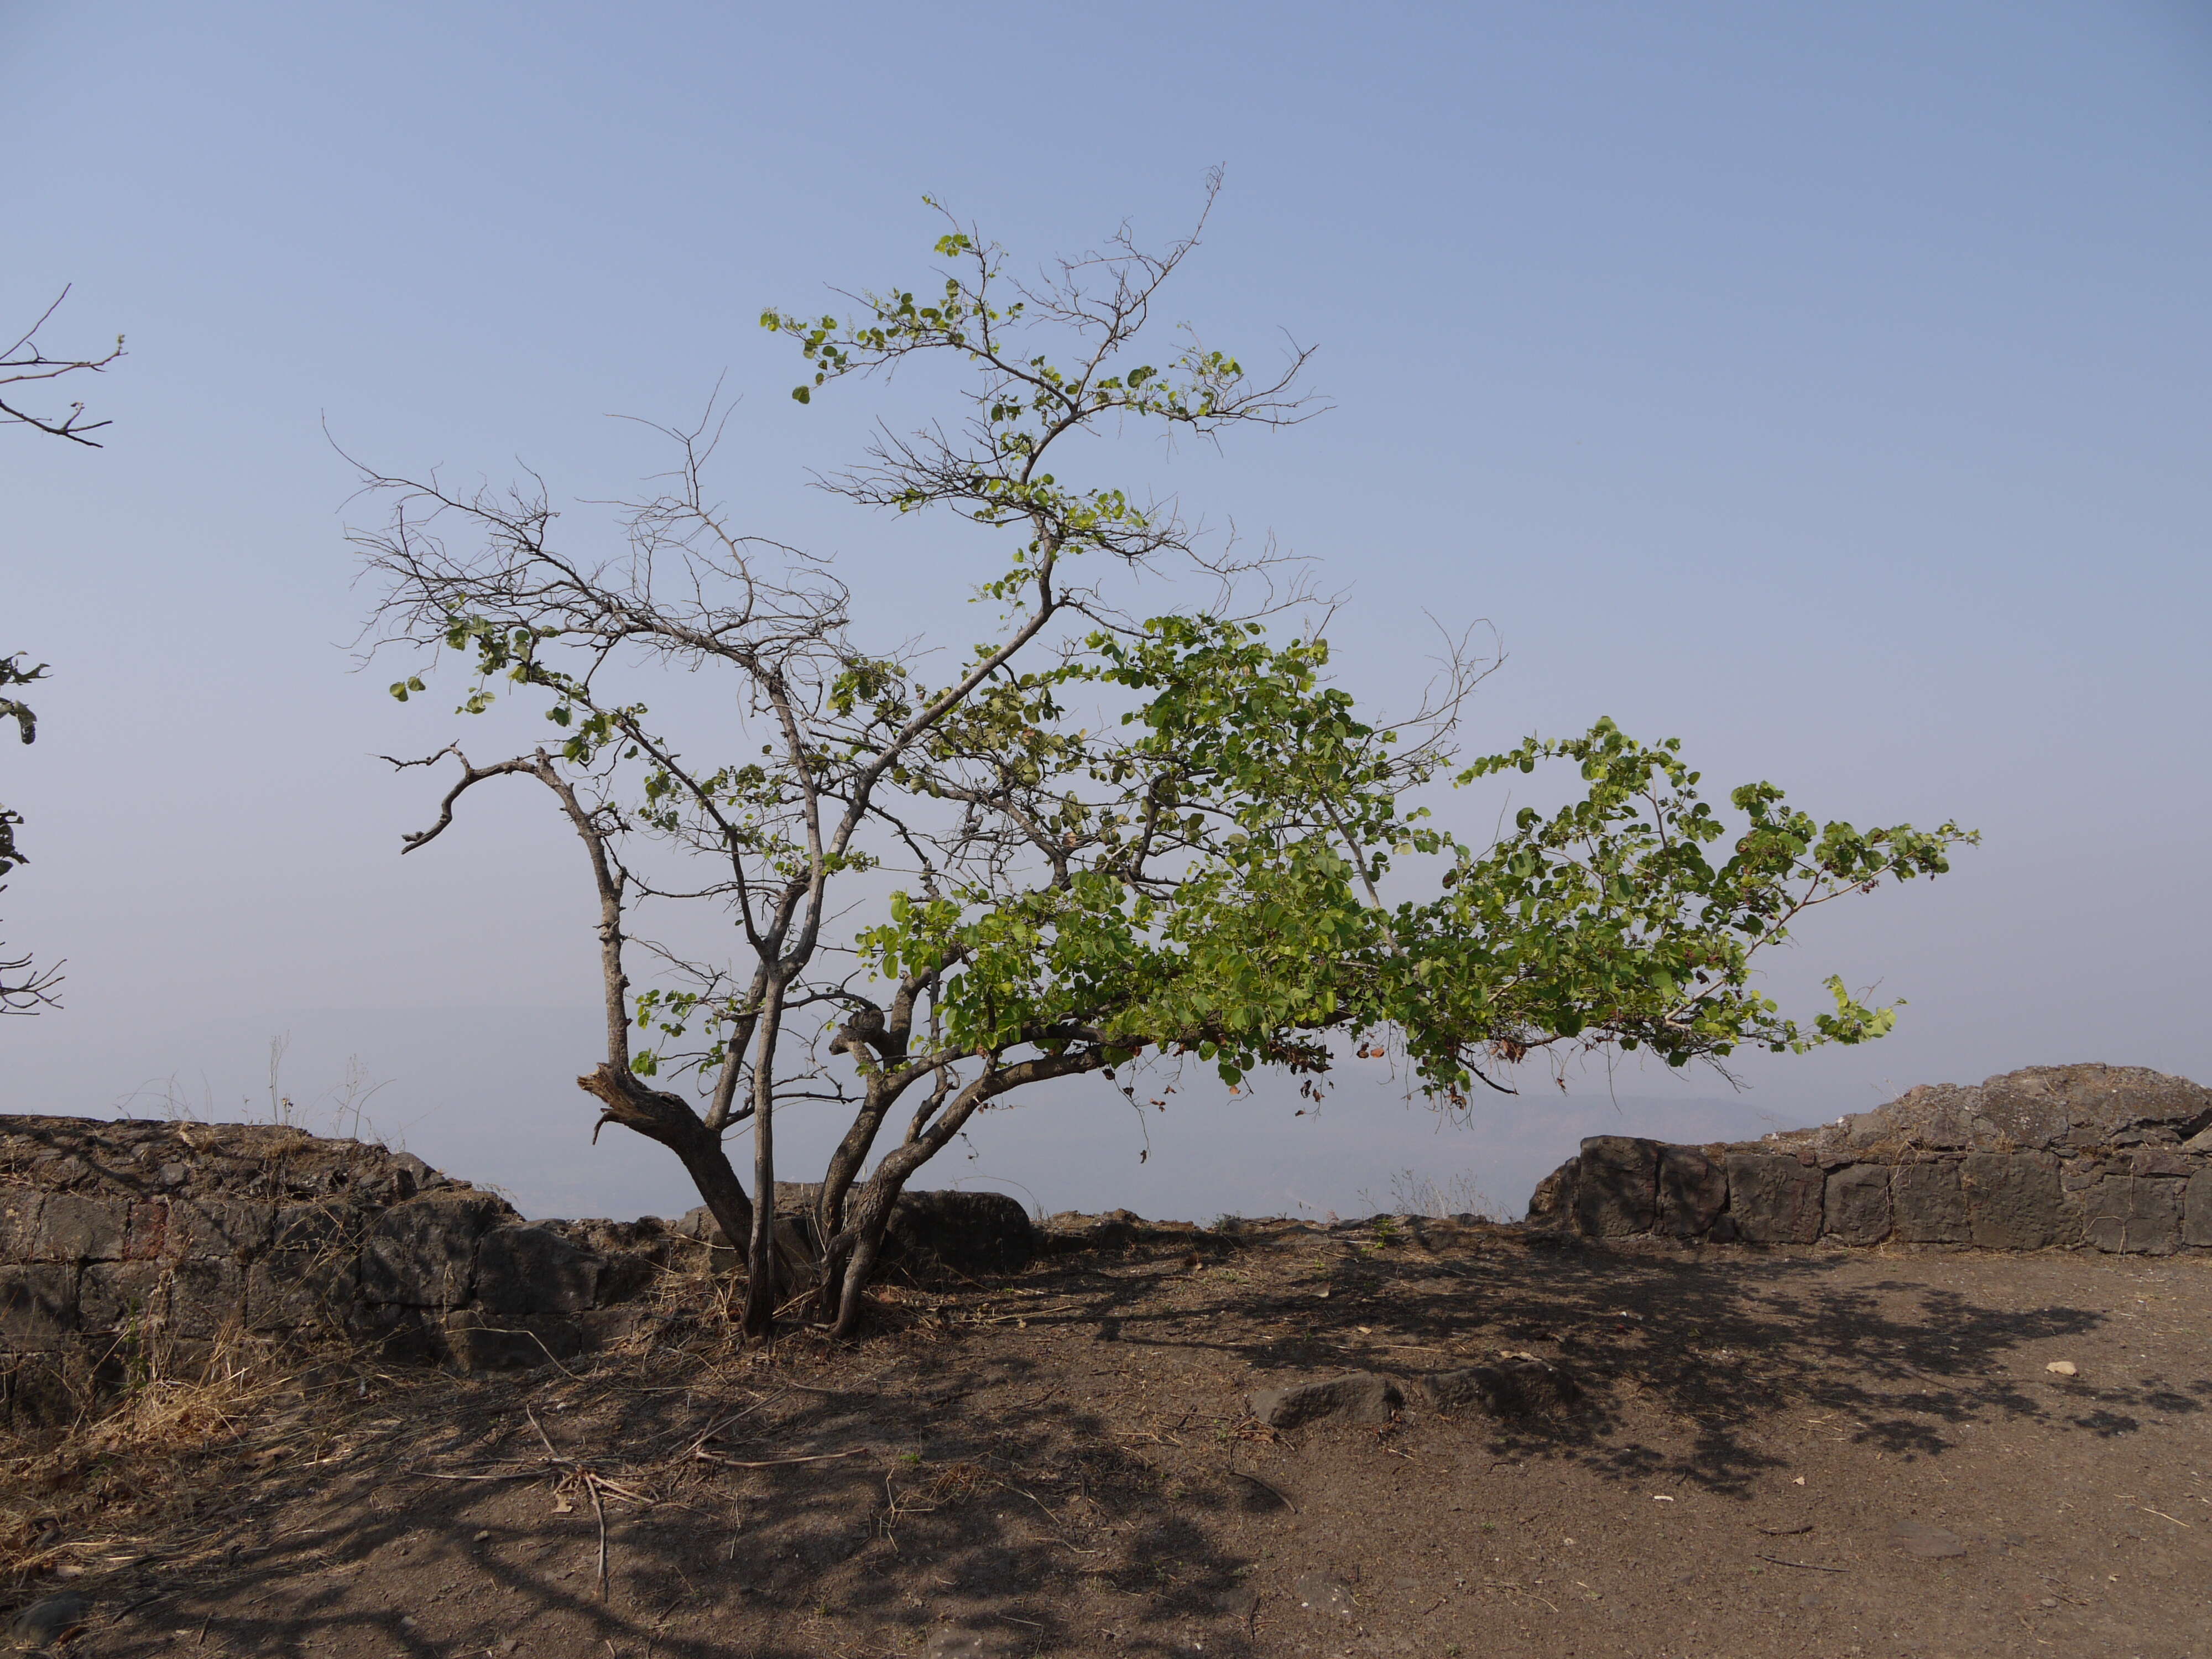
<box><xmin>7</xmin><ymin>1593</ymin><xmax>90</xmax><ymax>1653</ymax></box>
<box><xmin>1422</xmin><ymin>1355</ymin><xmax>1578</xmax><ymax>1417</ymax></box>
<box><xmin>1248</xmin><ymin>1371</ymin><xmax>1403</xmax><ymax>1428</ymax></box>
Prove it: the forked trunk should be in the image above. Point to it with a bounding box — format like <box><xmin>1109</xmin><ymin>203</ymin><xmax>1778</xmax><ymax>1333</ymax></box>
<box><xmin>577</xmin><ymin>1063</ymin><xmax>756</xmax><ymax>1249</ymax></box>
<box><xmin>829</xmin><ymin>1188</ymin><xmax>898</xmax><ymax>1339</ymax></box>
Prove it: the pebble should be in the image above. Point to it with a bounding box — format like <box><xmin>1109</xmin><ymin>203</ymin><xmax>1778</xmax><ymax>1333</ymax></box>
<box><xmin>2045</xmin><ymin>1360</ymin><xmax>2079</xmax><ymax>1376</ymax></box>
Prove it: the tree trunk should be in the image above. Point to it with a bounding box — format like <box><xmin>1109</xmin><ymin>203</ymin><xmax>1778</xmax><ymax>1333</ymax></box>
<box><xmin>822</xmin><ymin>1052</ymin><xmax>1102</xmax><ymax>1336</ymax></box>
<box><xmin>740</xmin><ymin>991</ymin><xmax>786</xmax><ymax>1337</ymax></box>
<box><xmin>830</xmin><ymin>1182</ymin><xmax>898</xmax><ymax>1339</ymax></box>
<box><xmin>812</xmin><ymin>1089</ymin><xmax>896</xmax><ymax>1318</ymax></box>
<box><xmin>576</xmin><ymin>1063</ymin><xmax>756</xmax><ymax>1270</ymax></box>
<box><xmin>823</xmin><ymin>1136</ymin><xmax>936</xmax><ymax>1338</ymax></box>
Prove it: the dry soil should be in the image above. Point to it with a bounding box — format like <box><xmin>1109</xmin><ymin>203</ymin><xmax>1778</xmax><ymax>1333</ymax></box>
<box><xmin>6</xmin><ymin>1218</ymin><xmax>2209</xmax><ymax>1658</ymax></box>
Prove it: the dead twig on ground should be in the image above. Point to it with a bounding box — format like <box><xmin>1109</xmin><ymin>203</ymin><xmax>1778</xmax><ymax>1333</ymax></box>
<box><xmin>521</xmin><ymin>1405</ymin><xmax>636</xmax><ymax>1600</ymax></box>
<box><xmin>2131</xmin><ymin>1505</ymin><xmax>2191</xmax><ymax>1528</ymax></box>
<box><xmin>695</xmin><ymin>1446</ymin><xmax>871</xmax><ymax>1470</ymax></box>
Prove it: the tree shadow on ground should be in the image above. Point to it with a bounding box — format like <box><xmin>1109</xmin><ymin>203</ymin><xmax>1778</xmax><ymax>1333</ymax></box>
<box><xmin>55</xmin><ymin>1229</ymin><xmax>2212</xmax><ymax>1656</ymax></box>
<box><xmin>77</xmin><ymin>1329</ymin><xmax>1260</xmax><ymax>1659</ymax></box>
<box><xmin>1035</xmin><ymin>1229</ymin><xmax>2199</xmax><ymax>1499</ymax></box>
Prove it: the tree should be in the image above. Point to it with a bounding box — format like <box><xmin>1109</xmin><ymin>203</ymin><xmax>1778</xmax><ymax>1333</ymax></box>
<box><xmin>2</xmin><ymin>286</ymin><xmax>126</xmax><ymax>446</ymax></box>
<box><xmin>1</xmin><ymin>655</ymin><xmax>61</xmax><ymax>1014</ymax></box>
<box><xmin>353</xmin><ymin>189</ymin><xmax>1973</xmax><ymax>1337</ymax></box>
<box><xmin>1</xmin><ymin>288</ymin><xmax>119</xmax><ymax>1014</ymax></box>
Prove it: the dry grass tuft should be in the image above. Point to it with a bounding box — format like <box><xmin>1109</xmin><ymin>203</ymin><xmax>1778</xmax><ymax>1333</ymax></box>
<box><xmin>924</xmin><ymin>1458</ymin><xmax>989</xmax><ymax>1504</ymax></box>
<box><xmin>0</xmin><ymin>1324</ymin><xmax>361</xmax><ymax>1598</ymax></box>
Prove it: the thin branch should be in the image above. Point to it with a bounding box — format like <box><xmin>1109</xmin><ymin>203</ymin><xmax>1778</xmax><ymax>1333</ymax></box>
<box><xmin>2</xmin><ymin>286</ymin><xmax>126</xmax><ymax>446</ymax></box>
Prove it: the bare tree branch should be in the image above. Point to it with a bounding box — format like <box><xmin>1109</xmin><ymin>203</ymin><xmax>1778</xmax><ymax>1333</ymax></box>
<box><xmin>2</xmin><ymin>287</ymin><xmax>125</xmax><ymax>446</ymax></box>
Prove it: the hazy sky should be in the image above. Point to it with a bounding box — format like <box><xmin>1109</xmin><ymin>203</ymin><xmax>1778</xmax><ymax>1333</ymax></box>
<box><xmin>6</xmin><ymin>2</ymin><xmax>2208</xmax><ymax>1223</ymax></box>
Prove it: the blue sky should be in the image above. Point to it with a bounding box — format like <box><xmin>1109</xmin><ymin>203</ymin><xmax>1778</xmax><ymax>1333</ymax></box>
<box><xmin>4</xmin><ymin>2</ymin><xmax>2208</xmax><ymax>1221</ymax></box>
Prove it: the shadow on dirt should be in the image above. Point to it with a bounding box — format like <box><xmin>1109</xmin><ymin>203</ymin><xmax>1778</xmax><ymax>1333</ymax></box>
<box><xmin>64</xmin><ymin>1230</ymin><xmax>2212</xmax><ymax>1657</ymax></box>
<box><xmin>1040</xmin><ymin>1230</ymin><xmax>2193</xmax><ymax>1498</ymax></box>
<box><xmin>86</xmin><ymin>1336</ymin><xmax>1260</xmax><ymax>1658</ymax></box>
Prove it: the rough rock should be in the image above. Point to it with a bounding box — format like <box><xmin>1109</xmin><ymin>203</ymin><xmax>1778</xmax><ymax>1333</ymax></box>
<box><xmin>169</xmin><ymin>1197</ymin><xmax>277</xmax><ymax>1259</ymax></box>
<box><xmin>1726</xmin><ymin>1154</ymin><xmax>1824</xmax><ymax>1244</ymax></box>
<box><xmin>1849</xmin><ymin>1065</ymin><xmax>2212</xmax><ymax>1155</ymax></box>
<box><xmin>1247</xmin><ymin>1370</ymin><xmax>1404</xmax><ymax>1428</ymax></box>
<box><xmin>0</xmin><ymin>1116</ymin><xmax>669</xmax><ymax>1413</ymax></box>
<box><xmin>359</xmin><ymin>1191</ymin><xmax>516</xmax><ymax>1308</ymax></box>
<box><xmin>2078</xmin><ymin>1176</ymin><xmax>2183</xmax><ymax>1255</ymax></box>
<box><xmin>1529</xmin><ymin>1067</ymin><xmax>2212</xmax><ymax>1255</ymax></box>
<box><xmin>1042</xmin><ymin>1208</ymin><xmax>1143</xmax><ymax>1253</ymax></box>
<box><xmin>0</xmin><ymin>1190</ymin><xmax>42</xmax><ymax>1257</ymax></box>
<box><xmin>442</xmin><ymin>1308</ymin><xmax>587</xmax><ymax>1371</ymax></box>
<box><xmin>77</xmin><ymin>1261</ymin><xmax>164</xmax><ymax>1333</ymax></box>
<box><xmin>1571</xmin><ymin>1136</ymin><xmax>1658</xmax><ymax>1237</ymax></box>
<box><xmin>1525</xmin><ymin>1159</ymin><xmax>1578</xmax><ymax>1228</ymax></box>
<box><xmin>1890</xmin><ymin>1161</ymin><xmax>1971</xmax><ymax>1243</ymax></box>
<box><xmin>1822</xmin><ymin>1163</ymin><xmax>1892</xmax><ymax>1246</ymax></box>
<box><xmin>168</xmin><ymin>1258</ymin><xmax>248</xmax><ymax>1339</ymax></box>
<box><xmin>33</xmin><ymin>1193</ymin><xmax>132</xmax><ymax>1261</ymax></box>
<box><xmin>1421</xmin><ymin>1355</ymin><xmax>1578</xmax><ymax>1417</ymax></box>
<box><xmin>2188</xmin><ymin>1171</ymin><xmax>2212</xmax><ymax>1249</ymax></box>
<box><xmin>476</xmin><ymin>1225</ymin><xmax>603</xmax><ymax>1314</ymax></box>
<box><xmin>678</xmin><ymin>1187</ymin><xmax>1039</xmax><ymax>1279</ymax></box>
<box><xmin>244</xmin><ymin>1249</ymin><xmax>354</xmax><ymax>1334</ymax></box>
<box><xmin>884</xmin><ymin>1188</ymin><xmax>1037</xmax><ymax>1276</ymax></box>
<box><xmin>0</xmin><ymin>1265</ymin><xmax>76</xmax><ymax>1351</ymax></box>
<box><xmin>1960</xmin><ymin>1151</ymin><xmax>2063</xmax><ymax>1250</ymax></box>
<box><xmin>6</xmin><ymin>1590</ymin><xmax>90</xmax><ymax>1652</ymax></box>
<box><xmin>1654</xmin><ymin>1146</ymin><xmax>1727</xmax><ymax>1236</ymax></box>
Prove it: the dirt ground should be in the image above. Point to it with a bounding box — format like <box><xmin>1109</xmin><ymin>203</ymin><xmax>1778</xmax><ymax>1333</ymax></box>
<box><xmin>6</xmin><ymin>1218</ymin><xmax>2210</xmax><ymax>1659</ymax></box>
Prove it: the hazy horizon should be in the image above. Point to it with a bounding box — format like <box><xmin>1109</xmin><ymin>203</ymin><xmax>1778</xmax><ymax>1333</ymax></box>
<box><xmin>6</xmin><ymin>1001</ymin><xmax>1914</xmax><ymax>1225</ymax></box>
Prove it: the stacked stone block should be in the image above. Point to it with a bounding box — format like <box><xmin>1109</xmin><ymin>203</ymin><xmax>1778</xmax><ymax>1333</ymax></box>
<box><xmin>0</xmin><ymin>1117</ymin><xmax>670</xmax><ymax>1421</ymax></box>
<box><xmin>2</xmin><ymin>1115</ymin><xmax>1046</xmax><ymax>1422</ymax></box>
<box><xmin>1527</xmin><ymin>1064</ymin><xmax>2212</xmax><ymax>1254</ymax></box>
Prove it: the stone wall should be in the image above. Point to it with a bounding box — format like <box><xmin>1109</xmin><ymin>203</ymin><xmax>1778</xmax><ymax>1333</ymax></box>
<box><xmin>0</xmin><ymin>1115</ymin><xmax>685</xmax><ymax>1420</ymax></box>
<box><xmin>0</xmin><ymin>1114</ymin><xmax>1042</xmax><ymax>1421</ymax></box>
<box><xmin>1526</xmin><ymin>1064</ymin><xmax>2212</xmax><ymax>1254</ymax></box>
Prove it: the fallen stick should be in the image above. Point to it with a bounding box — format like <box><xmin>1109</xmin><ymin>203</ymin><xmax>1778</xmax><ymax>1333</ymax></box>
<box><xmin>695</xmin><ymin>1446</ymin><xmax>871</xmax><ymax>1469</ymax></box>
<box><xmin>584</xmin><ymin>1473</ymin><xmax>609</xmax><ymax>1600</ymax></box>
<box><xmin>1756</xmin><ymin>1553</ymin><xmax>1848</xmax><ymax>1573</ymax></box>
<box><xmin>526</xmin><ymin>1406</ymin><xmax>612</xmax><ymax>1600</ymax></box>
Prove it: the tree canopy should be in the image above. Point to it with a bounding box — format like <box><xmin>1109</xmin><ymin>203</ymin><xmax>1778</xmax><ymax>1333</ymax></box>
<box><xmin>356</xmin><ymin>188</ymin><xmax>1973</xmax><ymax>1335</ymax></box>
